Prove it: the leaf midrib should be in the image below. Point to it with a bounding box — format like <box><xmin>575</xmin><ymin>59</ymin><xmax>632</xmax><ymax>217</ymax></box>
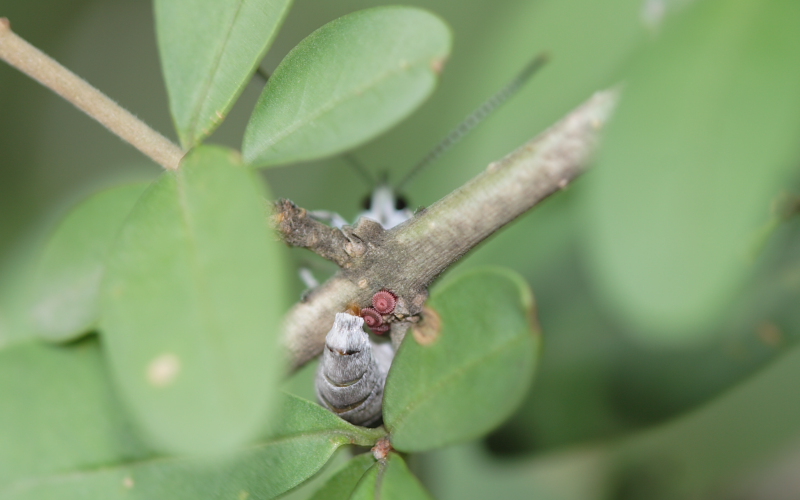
<box><xmin>184</xmin><ymin>0</ymin><xmax>247</xmax><ymax>145</ymax></box>
<box><xmin>174</xmin><ymin>170</ymin><xmax>235</xmax><ymax>408</ymax></box>
<box><xmin>254</xmin><ymin>57</ymin><xmax>432</xmax><ymax>154</ymax></box>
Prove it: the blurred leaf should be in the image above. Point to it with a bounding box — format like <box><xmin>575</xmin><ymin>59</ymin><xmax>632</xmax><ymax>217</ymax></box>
<box><xmin>0</xmin><ymin>338</ymin><xmax>150</xmax><ymax>493</ymax></box>
<box><xmin>436</xmin><ymin>326</ymin><xmax>800</xmax><ymax>500</ymax></box>
<box><xmin>28</xmin><ymin>183</ymin><xmax>148</xmax><ymax>342</ymax></box>
<box><xmin>424</xmin><ymin>442</ymin><xmax>610</xmax><ymax>500</ymax></box>
<box><xmin>489</xmin><ymin>225</ymin><xmax>800</xmax><ymax>454</ymax></box>
<box><xmin>308</xmin><ymin>453</ymin><xmax>375</xmax><ymax>500</ymax></box>
<box><xmin>155</xmin><ymin>0</ymin><xmax>293</xmax><ymax>148</ymax></box>
<box><xmin>485</xmin><ymin>249</ymin><xmax>636</xmax><ymax>454</ymax></box>
<box><xmin>350</xmin><ymin>453</ymin><xmax>433</xmax><ymax>500</ymax></box>
<box><xmin>4</xmin><ymin>389</ymin><xmax>384</xmax><ymax>499</ymax></box>
<box><xmin>610</xmin><ymin>342</ymin><xmax>800</xmax><ymax>500</ymax></box>
<box><xmin>242</xmin><ymin>6</ymin><xmax>451</xmax><ymax>167</ymax></box>
<box><xmin>281</xmin><ymin>355</ymin><xmax>320</xmax><ymax>402</ymax></box>
<box><xmin>99</xmin><ymin>146</ymin><xmax>288</xmax><ymax>454</ymax></box>
<box><xmin>585</xmin><ymin>0</ymin><xmax>800</xmax><ymax>340</ymax></box>
<box><xmin>383</xmin><ymin>267</ymin><xmax>540</xmax><ymax>452</ymax></box>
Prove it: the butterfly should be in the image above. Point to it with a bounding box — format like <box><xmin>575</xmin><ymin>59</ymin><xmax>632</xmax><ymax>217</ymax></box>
<box><xmin>314</xmin><ymin>53</ymin><xmax>548</xmax><ymax>426</ymax></box>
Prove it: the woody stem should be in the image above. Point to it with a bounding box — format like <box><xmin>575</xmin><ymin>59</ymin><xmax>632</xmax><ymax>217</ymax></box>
<box><xmin>279</xmin><ymin>89</ymin><xmax>619</xmax><ymax>370</ymax></box>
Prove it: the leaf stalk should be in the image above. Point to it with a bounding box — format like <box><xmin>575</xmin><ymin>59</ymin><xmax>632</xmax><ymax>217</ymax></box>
<box><xmin>0</xmin><ymin>18</ymin><xmax>184</xmax><ymax>170</ymax></box>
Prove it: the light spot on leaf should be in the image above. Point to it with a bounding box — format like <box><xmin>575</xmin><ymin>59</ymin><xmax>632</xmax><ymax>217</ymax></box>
<box><xmin>430</xmin><ymin>56</ymin><xmax>447</xmax><ymax>74</ymax></box>
<box><xmin>147</xmin><ymin>353</ymin><xmax>181</xmax><ymax>387</ymax></box>
<box><xmin>122</xmin><ymin>476</ymin><xmax>134</xmax><ymax>488</ymax></box>
<box><xmin>412</xmin><ymin>306</ymin><xmax>441</xmax><ymax>346</ymax></box>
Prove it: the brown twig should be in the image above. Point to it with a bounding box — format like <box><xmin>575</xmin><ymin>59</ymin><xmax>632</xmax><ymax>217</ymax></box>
<box><xmin>1</xmin><ymin>17</ymin><xmax>616</xmax><ymax>373</ymax></box>
<box><xmin>282</xmin><ymin>89</ymin><xmax>619</xmax><ymax>370</ymax></box>
<box><xmin>273</xmin><ymin>199</ymin><xmax>355</xmax><ymax>267</ymax></box>
<box><xmin>0</xmin><ymin>18</ymin><xmax>184</xmax><ymax>170</ymax></box>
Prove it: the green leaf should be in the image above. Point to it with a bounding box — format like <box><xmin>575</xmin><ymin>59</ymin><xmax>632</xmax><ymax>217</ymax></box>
<box><xmin>585</xmin><ymin>0</ymin><xmax>800</xmax><ymax>340</ymax></box>
<box><xmin>425</xmin><ymin>442</ymin><xmax>607</xmax><ymax>500</ymax></box>
<box><xmin>242</xmin><ymin>6</ymin><xmax>452</xmax><ymax>168</ymax></box>
<box><xmin>4</xmin><ymin>385</ymin><xmax>384</xmax><ymax>499</ymax></box>
<box><xmin>155</xmin><ymin>0</ymin><xmax>293</xmax><ymax>148</ymax></box>
<box><xmin>99</xmin><ymin>146</ymin><xmax>288</xmax><ymax>454</ymax></box>
<box><xmin>307</xmin><ymin>453</ymin><xmax>375</xmax><ymax>500</ymax></box>
<box><xmin>0</xmin><ymin>338</ymin><xmax>151</xmax><ymax>493</ymax></box>
<box><xmin>271</xmin><ymin>393</ymin><xmax>386</xmax><ymax>445</ymax></box>
<box><xmin>488</xmin><ymin>232</ymin><xmax>800</xmax><ymax>455</ymax></box>
<box><xmin>383</xmin><ymin>267</ymin><xmax>540</xmax><ymax>452</ymax></box>
<box><xmin>29</xmin><ymin>183</ymin><xmax>148</xmax><ymax>342</ymax></box>
<box><xmin>350</xmin><ymin>453</ymin><xmax>433</xmax><ymax>500</ymax></box>
<box><xmin>612</xmin><ymin>343</ymin><xmax>800</xmax><ymax>498</ymax></box>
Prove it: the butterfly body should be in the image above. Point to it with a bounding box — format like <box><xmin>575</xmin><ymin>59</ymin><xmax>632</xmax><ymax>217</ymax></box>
<box><xmin>357</xmin><ymin>184</ymin><xmax>413</xmax><ymax>230</ymax></box>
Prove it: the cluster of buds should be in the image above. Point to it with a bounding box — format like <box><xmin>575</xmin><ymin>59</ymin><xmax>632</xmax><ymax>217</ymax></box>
<box><xmin>360</xmin><ymin>290</ymin><xmax>397</xmax><ymax>334</ymax></box>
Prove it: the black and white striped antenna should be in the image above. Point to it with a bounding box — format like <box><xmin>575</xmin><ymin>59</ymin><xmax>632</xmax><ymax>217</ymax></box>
<box><xmin>256</xmin><ymin>53</ymin><xmax>549</xmax><ymax>191</ymax></box>
<box><xmin>395</xmin><ymin>52</ymin><xmax>549</xmax><ymax>190</ymax></box>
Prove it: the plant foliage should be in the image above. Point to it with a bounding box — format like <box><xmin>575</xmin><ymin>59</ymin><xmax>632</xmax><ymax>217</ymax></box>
<box><xmin>2</xmin><ymin>0</ymin><xmax>800</xmax><ymax>498</ymax></box>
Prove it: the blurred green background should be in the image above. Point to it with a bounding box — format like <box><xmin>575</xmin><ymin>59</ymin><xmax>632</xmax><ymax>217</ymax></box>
<box><xmin>2</xmin><ymin>0</ymin><xmax>800</xmax><ymax>498</ymax></box>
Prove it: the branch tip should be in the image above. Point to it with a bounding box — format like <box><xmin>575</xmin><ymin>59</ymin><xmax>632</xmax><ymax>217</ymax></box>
<box><xmin>280</xmin><ymin>89</ymin><xmax>619</xmax><ymax>370</ymax></box>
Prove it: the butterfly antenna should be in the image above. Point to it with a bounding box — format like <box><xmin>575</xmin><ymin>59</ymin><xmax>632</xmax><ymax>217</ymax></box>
<box><xmin>341</xmin><ymin>152</ymin><xmax>376</xmax><ymax>188</ymax></box>
<box><xmin>396</xmin><ymin>52</ymin><xmax>549</xmax><ymax>190</ymax></box>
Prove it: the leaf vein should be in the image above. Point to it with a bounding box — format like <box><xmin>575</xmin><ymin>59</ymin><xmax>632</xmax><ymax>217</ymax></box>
<box><xmin>258</xmin><ymin>60</ymin><xmax>428</xmax><ymax>153</ymax></box>
<box><xmin>186</xmin><ymin>0</ymin><xmax>247</xmax><ymax>142</ymax></box>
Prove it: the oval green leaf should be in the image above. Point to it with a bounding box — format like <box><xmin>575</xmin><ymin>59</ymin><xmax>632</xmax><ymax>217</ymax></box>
<box><xmin>4</xmin><ymin>387</ymin><xmax>384</xmax><ymax>500</ymax></box>
<box><xmin>308</xmin><ymin>453</ymin><xmax>376</xmax><ymax>500</ymax></box>
<box><xmin>585</xmin><ymin>0</ymin><xmax>800</xmax><ymax>340</ymax></box>
<box><xmin>155</xmin><ymin>0</ymin><xmax>293</xmax><ymax>148</ymax></box>
<box><xmin>0</xmin><ymin>339</ymin><xmax>151</xmax><ymax>494</ymax></box>
<box><xmin>29</xmin><ymin>183</ymin><xmax>148</xmax><ymax>342</ymax></box>
<box><xmin>383</xmin><ymin>267</ymin><xmax>541</xmax><ymax>452</ymax></box>
<box><xmin>350</xmin><ymin>453</ymin><xmax>433</xmax><ymax>500</ymax></box>
<box><xmin>100</xmin><ymin>146</ymin><xmax>288</xmax><ymax>454</ymax></box>
<box><xmin>242</xmin><ymin>6</ymin><xmax>452</xmax><ymax>168</ymax></box>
